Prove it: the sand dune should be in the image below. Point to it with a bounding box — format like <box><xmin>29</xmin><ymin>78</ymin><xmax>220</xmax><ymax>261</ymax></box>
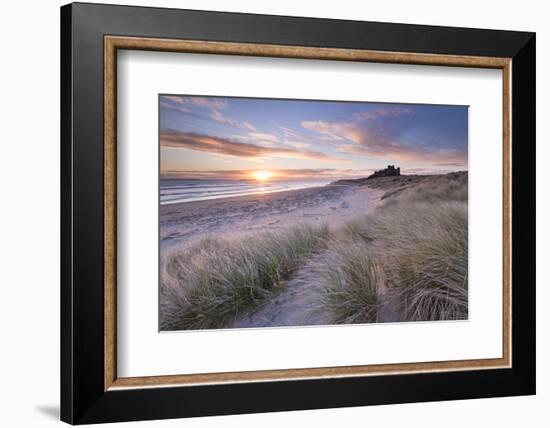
<box><xmin>160</xmin><ymin>172</ymin><xmax>468</xmax><ymax>331</ymax></box>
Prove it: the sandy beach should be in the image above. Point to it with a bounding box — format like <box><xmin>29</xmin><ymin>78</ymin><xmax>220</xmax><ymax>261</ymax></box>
<box><xmin>159</xmin><ymin>183</ymin><xmax>384</xmax><ymax>328</ymax></box>
<box><xmin>160</xmin><ymin>183</ymin><xmax>384</xmax><ymax>250</ymax></box>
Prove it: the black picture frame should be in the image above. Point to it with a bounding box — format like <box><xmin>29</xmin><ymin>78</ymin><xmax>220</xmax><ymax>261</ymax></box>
<box><xmin>61</xmin><ymin>2</ymin><xmax>535</xmax><ymax>424</ymax></box>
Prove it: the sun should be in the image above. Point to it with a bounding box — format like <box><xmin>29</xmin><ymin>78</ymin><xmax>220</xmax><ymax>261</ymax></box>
<box><xmin>251</xmin><ymin>170</ymin><xmax>273</xmax><ymax>182</ymax></box>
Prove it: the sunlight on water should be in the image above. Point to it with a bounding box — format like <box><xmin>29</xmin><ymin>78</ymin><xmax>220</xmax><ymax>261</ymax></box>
<box><xmin>160</xmin><ymin>179</ymin><xmax>330</xmax><ymax>205</ymax></box>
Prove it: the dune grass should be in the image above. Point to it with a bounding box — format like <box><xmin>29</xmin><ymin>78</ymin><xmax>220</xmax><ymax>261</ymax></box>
<box><xmin>161</xmin><ymin>172</ymin><xmax>468</xmax><ymax>329</ymax></box>
<box><xmin>317</xmin><ymin>242</ymin><xmax>381</xmax><ymax>324</ymax></box>
<box><xmin>375</xmin><ymin>171</ymin><xmax>468</xmax><ymax>206</ymax></box>
<box><xmin>317</xmin><ymin>185</ymin><xmax>468</xmax><ymax>324</ymax></box>
<box><xmin>387</xmin><ymin>204</ymin><xmax>468</xmax><ymax>321</ymax></box>
<box><xmin>160</xmin><ymin>224</ymin><xmax>329</xmax><ymax>330</ymax></box>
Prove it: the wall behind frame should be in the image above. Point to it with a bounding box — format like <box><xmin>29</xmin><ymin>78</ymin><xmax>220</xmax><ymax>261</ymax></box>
<box><xmin>0</xmin><ymin>0</ymin><xmax>545</xmax><ymax>427</ymax></box>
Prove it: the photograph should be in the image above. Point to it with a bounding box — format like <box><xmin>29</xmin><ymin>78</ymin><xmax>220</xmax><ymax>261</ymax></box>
<box><xmin>159</xmin><ymin>95</ymin><xmax>469</xmax><ymax>331</ymax></box>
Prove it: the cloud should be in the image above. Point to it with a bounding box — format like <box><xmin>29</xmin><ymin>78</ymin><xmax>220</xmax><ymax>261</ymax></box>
<box><xmin>279</xmin><ymin>126</ymin><xmax>317</xmax><ymax>143</ymax></box>
<box><xmin>210</xmin><ymin>110</ymin><xmax>256</xmax><ymax>130</ymax></box>
<box><xmin>160</xmin><ymin>101</ymin><xmax>193</xmax><ymax>114</ymax></box>
<box><xmin>301</xmin><ymin>121</ymin><xmax>360</xmax><ymax>143</ymax></box>
<box><xmin>230</xmin><ymin>132</ymin><xmax>281</xmax><ymax>148</ymax></box>
<box><xmin>301</xmin><ymin>107</ymin><xmax>467</xmax><ymax>165</ymax></box>
<box><xmin>352</xmin><ymin>106</ymin><xmax>415</xmax><ymax>121</ymax></box>
<box><xmin>160</xmin><ymin>96</ymin><xmax>255</xmax><ymax>131</ymax></box>
<box><xmin>283</xmin><ymin>141</ymin><xmax>310</xmax><ymax>149</ymax></box>
<box><xmin>339</xmin><ymin>143</ymin><xmax>467</xmax><ymax>164</ymax></box>
<box><xmin>162</xmin><ymin>95</ymin><xmax>227</xmax><ymax>110</ymax></box>
<box><xmin>248</xmin><ymin>132</ymin><xmax>279</xmax><ymax>143</ymax></box>
<box><xmin>161</xmin><ymin>168</ymin><xmax>373</xmax><ymax>180</ymax></box>
<box><xmin>160</xmin><ymin>130</ymin><xmax>347</xmax><ymax>163</ymax></box>
<box><xmin>432</xmin><ymin>161</ymin><xmax>468</xmax><ymax>167</ymax></box>
<box><xmin>162</xmin><ymin>95</ymin><xmax>187</xmax><ymax>104</ymax></box>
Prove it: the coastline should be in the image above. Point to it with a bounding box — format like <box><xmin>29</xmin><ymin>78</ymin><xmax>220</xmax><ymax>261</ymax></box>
<box><xmin>160</xmin><ymin>180</ymin><xmax>331</xmax><ymax>206</ymax></box>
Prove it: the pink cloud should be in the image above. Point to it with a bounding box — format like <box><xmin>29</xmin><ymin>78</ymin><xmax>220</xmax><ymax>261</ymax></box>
<box><xmin>161</xmin><ymin>130</ymin><xmax>348</xmax><ymax>163</ymax></box>
<box><xmin>300</xmin><ymin>121</ymin><xmax>361</xmax><ymax>143</ymax></box>
<box><xmin>301</xmin><ymin>107</ymin><xmax>466</xmax><ymax>165</ymax></box>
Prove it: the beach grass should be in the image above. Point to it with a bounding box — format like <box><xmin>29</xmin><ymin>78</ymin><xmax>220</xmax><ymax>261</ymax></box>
<box><xmin>160</xmin><ymin>224</ymin><xmax>329</xmax><ymax>330</ymax></box>
<box><xmin>317</xmin><ymin>200</ymin><xmax>468</xmax><ymax>324</ymax></box>
<box><xmin>317</xmin><ymin>242</ymin><xmax>381</xmax><ymax>324</ymax></box>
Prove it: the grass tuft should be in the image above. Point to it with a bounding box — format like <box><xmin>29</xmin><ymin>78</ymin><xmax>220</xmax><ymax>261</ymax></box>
<box><xmin>317</xmin><ymin>200</ymin><xmax>468</xmax><ymax>324</ymax></box>
<box><xmin>317</xmin><ymin>243</ymin><xmax>381</xmax><ymax>323</ymax></box>
<box><xmin>389</xmin><ymin>205</ymin><xmax>468</xmax><ymax>321</ymax></box>
<box><xmin>160</xmin><ymin>224</ymin><xmax>329</xmax><ymax>330</ymax></box>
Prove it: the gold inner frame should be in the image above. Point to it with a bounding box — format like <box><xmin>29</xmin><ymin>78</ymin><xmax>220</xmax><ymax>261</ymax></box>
<box><xmin>104</xmin><ymin>35</ymin><xmax>512</xmax><ymax>391</ymax></box>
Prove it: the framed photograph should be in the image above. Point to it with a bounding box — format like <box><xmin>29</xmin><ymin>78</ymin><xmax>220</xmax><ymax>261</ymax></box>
<box><xmin>60</xmin><ymin>2</ymin><xmax>536</xmax><ymax>424</ymax></box>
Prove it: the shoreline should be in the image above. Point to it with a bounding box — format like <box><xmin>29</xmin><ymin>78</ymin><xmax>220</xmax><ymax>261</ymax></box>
<box><xmin>160</xmin><ymin>180</ymin><xmax>332</xmax><ymax>206</ymax></box>
<box><xmin>160</xmin><ymin>183</ymin><xmax>384</xmax><ymax>249</ymax></box>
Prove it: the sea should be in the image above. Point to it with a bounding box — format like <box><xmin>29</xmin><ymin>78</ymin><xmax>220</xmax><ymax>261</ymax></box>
<box><xmin>160</xmin><ymin>179</ymin><xmax>332</xmax><ymax>205</ymax></box>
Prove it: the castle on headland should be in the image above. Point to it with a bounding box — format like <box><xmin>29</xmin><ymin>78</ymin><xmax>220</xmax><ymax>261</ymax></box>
<box><xmin>367</xmin><ymin>165</ymin><xmax>401</xmax><ymax>179</ymax></box>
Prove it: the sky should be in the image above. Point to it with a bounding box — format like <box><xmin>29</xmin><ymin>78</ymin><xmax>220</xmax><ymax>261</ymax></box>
<box><xmin>160</xmin><ymin>95</ymin><xmax>468</xmax><ymax>181</ymax></box>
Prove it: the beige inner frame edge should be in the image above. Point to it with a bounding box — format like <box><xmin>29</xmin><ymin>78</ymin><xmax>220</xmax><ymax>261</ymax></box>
<box><xmin>104</xmin><ymin>36</ymin><xmax>512</xmax><ymax>391</ymax></box>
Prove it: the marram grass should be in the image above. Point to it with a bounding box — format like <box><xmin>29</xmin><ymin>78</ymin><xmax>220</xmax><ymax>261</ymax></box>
<box><xmin>316</xmin><ymin>242</ymin><xmax>381</xmax><ymax>323</ymax></box>
<box><xmin>160</xmin><ymin>224</ymin><xmax>329</xmax><ymax>330</ymax></box>
<box><xmin>317</xmin><ymin>201</ymin><xmax>468</xmax><ymax>324</ymax></box>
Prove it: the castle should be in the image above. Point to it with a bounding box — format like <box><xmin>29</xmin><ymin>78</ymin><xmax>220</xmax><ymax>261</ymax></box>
<box><xmin>367</xmin><ymin>165</ymin><xmax>401</xmax><ymax>179</ymax></box>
